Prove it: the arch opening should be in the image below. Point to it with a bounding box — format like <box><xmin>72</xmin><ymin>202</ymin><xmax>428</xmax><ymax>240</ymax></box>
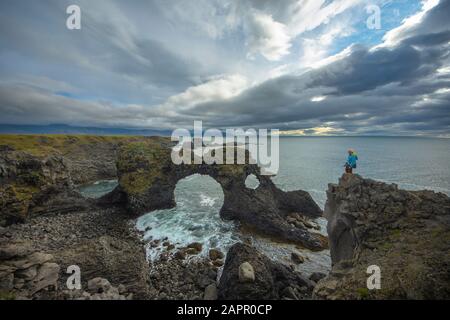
<box><xmin>137</xmin><ymin>174</ymin><xmax>239</xmax><ymax>261</ymax></box>
<box><xmin>245</xmin><ymin>174</ymin><xmax>260</xmax><ymax>189</ymax></box>
<box><xmin>77</xmin><ymin>179</ymin><xmax>118</xmax><ymax>199</ymax></box>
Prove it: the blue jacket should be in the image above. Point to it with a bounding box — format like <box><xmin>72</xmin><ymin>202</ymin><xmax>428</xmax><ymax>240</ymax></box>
<box><xmin>347</xmin><ymin>153</ymin><xmax>358</xmax><ymax>168</ymax></box>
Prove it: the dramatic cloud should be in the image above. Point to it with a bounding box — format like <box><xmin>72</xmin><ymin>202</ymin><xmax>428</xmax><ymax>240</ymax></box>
<box><xmin>244</xmin><ymin>10</ymin><xmax>292</xmax><ymax>61</ymax></box>
<box><xmin>0</xmin><ymin>0</ymin><xmax>449</xmax><ymax>136</ymax></box>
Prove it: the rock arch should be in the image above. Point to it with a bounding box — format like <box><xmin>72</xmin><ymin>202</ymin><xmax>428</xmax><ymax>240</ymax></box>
<box><xmin>112</xmin><ymin>139</ymin><xmax>327</xmax><ymax>250</ymax></box>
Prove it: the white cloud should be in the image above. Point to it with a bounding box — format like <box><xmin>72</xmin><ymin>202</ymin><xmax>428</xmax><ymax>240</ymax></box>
<box><xmin>379</xmin><ymin>0</ymin><xmax>440</xmax><ymax>48</ymax></box>
<box><xmin>153</xmin><ymin>74</ymin><xmax>250</xmax><ymax>116</ymax></box>
<box><xmin>244</xmin><ymin>10</ymin><xmax>292</xmax><ymax>61</ymax></box>
<box><xmin>306</xmin><ymin>44</ymin><xmax>355</xmax><ymax>69</ymax></box>
<box><xmin>288</xmin><ymin>0</ymin><xmax>361</xmax><ymax>36</ymax></box>
<box><xmin>240</xmin><ymin>0</ymin><xmax>360</xmax><ymax>62</ymax></box>
<box><xmin>311</xmin><ymin>96</ymin><xmax>327</xmax><ymax>102</ymax></box>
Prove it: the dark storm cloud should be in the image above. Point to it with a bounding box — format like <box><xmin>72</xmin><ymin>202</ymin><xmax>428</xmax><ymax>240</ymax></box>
<box><xmin>305</xmin><ymin>43</ymin><xmax>448</xmax><ymax>95</ymax></box>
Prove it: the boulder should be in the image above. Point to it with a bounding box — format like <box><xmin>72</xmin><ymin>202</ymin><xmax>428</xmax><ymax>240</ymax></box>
<box><xmin>187</xmin><ymin>242</ymin><xmax>203</xmax><ymax>252</ymax></box>
<box><xmin>174</xmin><ymin>250</ymin><xmax>186</xmax><ymax>260</ymax></box>
<box><xmin>88</xmin><ymin>277</ymin><xmax>112</xmax><ymax>294</ymax></box>
<box><xmin>238</xmin><ymin>262</ymin><xmax>255</xmax><ymax>283</ymax></box>
<box><xmin>209</xmin><ymin>248</ymin><xmax>224</xmax><ymax>261</ymax></box>
<box><xmin>28</xmin><ymin>262</ymin><xmax>59</xmax><ymax>295</ymax></box>
<box><xmin>204</xmin><ymin>283</ymin><xmax>218</xmax><ymax>300</ymax></box>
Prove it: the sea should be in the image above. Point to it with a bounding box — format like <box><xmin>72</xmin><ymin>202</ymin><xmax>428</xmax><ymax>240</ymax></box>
<box><xmin>78</xmin><ymin>137</ymin><xmax>450</xmax><ymax>276</ymax></box>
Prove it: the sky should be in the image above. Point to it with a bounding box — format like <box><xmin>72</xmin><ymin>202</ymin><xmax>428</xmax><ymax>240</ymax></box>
<box><xmin>0</xmin><ymin>0</ymin><xmax>449</xmax><ymax>137</ymax></box>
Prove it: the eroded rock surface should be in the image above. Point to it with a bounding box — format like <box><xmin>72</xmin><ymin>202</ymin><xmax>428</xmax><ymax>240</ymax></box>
<box><xmin>0</xmin><ymin>135</ymin><xmax>153</xmax><ymax>224</ymax></box>
<box><xmin>0</xmin><ymin>150</ymin><xmax>86</xmax><ymax>224</ymax></box>
<box><xmin>115</xmin><ymin>140</ymin><xmax>326</xmax><ymax>250</ymax></box>
<box><xmin>314</xmin><ymin>174</ymin><xmax>450</xmax><ymax>299</ymax></box>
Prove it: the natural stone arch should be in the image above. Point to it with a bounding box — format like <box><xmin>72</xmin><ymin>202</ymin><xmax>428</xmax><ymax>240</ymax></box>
<box><xmin>173</xmin><ymin>173</ymin><xmax>224</xmax><ymax>214</ymax></box>
<box><xmin>112</xmin><ymin>138</ymin><xmax>327</xmax><ymax>251</ymax></box>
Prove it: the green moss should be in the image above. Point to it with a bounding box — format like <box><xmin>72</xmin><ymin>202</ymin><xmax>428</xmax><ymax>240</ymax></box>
<box><xmin>0</xmin><ymin>134</ymin><xmax>149</xmax><ymax>158</ymax></box>
<box><xmin>380</xmin><ymin>242</ymin><xmax>393</xmax><ymax>251</ymax></box>
<box><xmin>119</xmin><ymin>170</ymin><xmax>156</xmax><ymax>195</ymax></box>
<box><xmin>217</xmin><ymin>164</ymin><xmax>246</xmax><ymax>176</ymax></box>
<box><xmin>0</xmin><ymin>291</ymin><xmax>16</xmax><ymax>300</ymax></box>
<box><xmin>356</xmin><ymin>287</ymin><xmax>370</xmax><ymax>299</ymax></box>
<box><xmin>19</xmin><ymin>171</ymin><xmax>45</xmax><ymax>186</ymax></box>
<box><xmin>117</xmin><ymin>140</ymin><xmax>171</xmax><ymax>195</ymax></box>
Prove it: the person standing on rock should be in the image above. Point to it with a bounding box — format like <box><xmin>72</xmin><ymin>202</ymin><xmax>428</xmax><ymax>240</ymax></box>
<box><xmin>345</xmin><ymin>149</ymin><xmax>358</xmax><ymax>174</ymax></box>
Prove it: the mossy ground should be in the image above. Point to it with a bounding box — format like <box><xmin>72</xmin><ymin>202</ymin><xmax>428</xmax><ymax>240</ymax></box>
<box><xmin>0</xmin><ymin>291</ymin><xmax>16</xmax><ymax>300</ymax></box>
<box><xmin>117</xmin><ymin>139</ymin><xmax>172</xmax><ymax>195</ymax></box>
<box><xmin>0</xmin><ymin>134</ymin><xmax>151</xmax><ymax>158</ymax></box>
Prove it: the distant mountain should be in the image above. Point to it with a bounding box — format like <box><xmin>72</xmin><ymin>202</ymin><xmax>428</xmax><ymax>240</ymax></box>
<box><xmin>0</xmin><ymin>124</ymin><xmax>170</xmax><ymax>136</ymax></box>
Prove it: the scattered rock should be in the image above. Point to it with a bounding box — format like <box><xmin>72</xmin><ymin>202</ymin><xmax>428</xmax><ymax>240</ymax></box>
<box><xmin>88</xmin><ymin>277</ymin><xmax>112</xmax><ymax>294</ymax></box>
<box><xmin>209</xmin><ymin>248</ymin><xmax>224</xmax><ymax>261</ymax></box>
<box><xmin>204</xmin><ymin>283</ymin><xmax>218</xmax><ymax>300</ymax></box>
<box><xmin>174</xmin><ymin>250</ymin><xmax>186</xmax><ymax>260</ymax></box>
<box><xmin>212</xmin><ymin>260</ymin><xmax>224</xmax><ymax>267</ymax></box>
<box><xmin>281</xmin><ymin>286</ymin><xmax>298</xmax><ymax>300</ymax></box>
<box><xmin>187</xmin><ymin>242</ymin><xmax>203</xmax><ymax>252</ymax></box>
<box><xmin>291</xmin><ymin>252</ymin><xmax>305</xmax><ymax>264</ymax></box>
<box><xmin>185</xmin><ymin>248</ymin><xmax>199</xmax><ymax>255</ymax></box>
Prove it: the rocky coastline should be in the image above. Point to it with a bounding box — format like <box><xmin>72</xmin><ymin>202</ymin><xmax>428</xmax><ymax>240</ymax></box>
<box><xmin>1</xmin><ymin>135</ymin><xmax>449</xmax><ymax>300</ymax></box>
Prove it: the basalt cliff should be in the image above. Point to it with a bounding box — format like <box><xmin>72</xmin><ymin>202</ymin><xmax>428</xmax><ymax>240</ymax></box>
<box><xmin>313</xmin><ymin>174</ymin><xmax>450</xmax><ymax>299</ymax></box>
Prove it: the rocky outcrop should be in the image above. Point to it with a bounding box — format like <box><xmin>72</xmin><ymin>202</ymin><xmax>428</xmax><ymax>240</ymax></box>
<box><xmin>0</xmin><ymin>150</ymin><xmax>90</xmax><ymax>225</ymax></box>
<box><xmin>115</xmin><ymin>140</ymin><xmax>326</xmax><ymax>250</ymax></box>
<box><xmin>314</xmin><ymin>174</ymin><xmax>450</xmax><ymax>300</ymax></box>
<box><xmin>218</xmin><ymin>243</ymin><xmax>315</xmax><ymax>300</ymax></box>
<box><xmin>0</xmin><ymin>135</ymin><xmax>155</xmax><ymax>224</ymax></box>
<box><xmin>0</xmin><ymin>135</ymin><xmax>151</xmax><ymax>185</ymax></box>
<box><xmin>0</xmin><ymin>243</ymin><xmax>60</xmax><ymax>299</ymax></box>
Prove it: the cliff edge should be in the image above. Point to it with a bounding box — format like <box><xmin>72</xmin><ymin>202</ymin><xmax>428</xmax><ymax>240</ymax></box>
<box><xmin>314</xmin><ymin>174</ymin><xmax>450</xmax><ymax>299</ymax></box>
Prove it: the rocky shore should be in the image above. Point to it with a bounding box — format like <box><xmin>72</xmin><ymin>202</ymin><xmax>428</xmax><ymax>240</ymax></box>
<box><xmin>1</xmin><ymin>208</ymin><xmax>150</xmax><ymax>299</ymax></box>
<box><xmin>1</xmin><ymin>135</ymin><xmax>449</xmax><ymax>300</ymax></box>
